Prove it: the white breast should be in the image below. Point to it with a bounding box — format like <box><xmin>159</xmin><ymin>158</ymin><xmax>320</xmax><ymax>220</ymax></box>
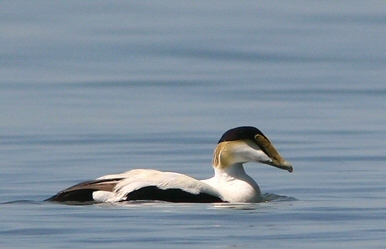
<box><xmin>201</xmin><ymin>164</ymin><xmax>262</xmax><ymax>203</ymax></box>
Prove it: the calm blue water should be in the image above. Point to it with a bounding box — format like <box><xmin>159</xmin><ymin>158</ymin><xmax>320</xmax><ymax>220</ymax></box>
<box><xmin>1</xmin><ymin>1</ymin><xmax>386</xmax><ymax>248</ymax></box>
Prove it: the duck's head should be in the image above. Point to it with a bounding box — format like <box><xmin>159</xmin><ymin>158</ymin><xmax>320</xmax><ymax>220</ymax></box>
<box><xmin>213</xmin><ymin>126</ymin><xmax>293</xmax><ymax>172</ymax></box>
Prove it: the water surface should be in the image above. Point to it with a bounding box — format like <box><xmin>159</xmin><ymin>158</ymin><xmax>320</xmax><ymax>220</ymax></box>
<box><xmin>1</xmin><ymin>1</ymin><xmax>386</xmax><ymax>248</ymax></box>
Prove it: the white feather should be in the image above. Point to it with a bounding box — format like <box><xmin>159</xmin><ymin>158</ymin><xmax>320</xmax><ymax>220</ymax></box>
<box><xmin>97</xmin><ymin>169</ymin><xmax>222</xmax><ymax>202</ymax></box>
<box><xmin>93</xmin><ymin>191</ymin><xmax>115</xmax><ymax>202</ymax></box>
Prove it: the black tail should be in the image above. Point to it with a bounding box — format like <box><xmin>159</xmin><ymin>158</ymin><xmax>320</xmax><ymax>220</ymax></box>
<box><xmin>46</xmin><ymin>178</ymin><xmax>123</xmax><ymax>203</ymax></box>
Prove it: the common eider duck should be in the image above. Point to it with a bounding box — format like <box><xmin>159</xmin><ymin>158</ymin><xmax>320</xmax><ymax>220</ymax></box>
<box><xmin>46</xmin><ymin>126</ymin><xmax>293</xmax><ymax>203</ymax></box>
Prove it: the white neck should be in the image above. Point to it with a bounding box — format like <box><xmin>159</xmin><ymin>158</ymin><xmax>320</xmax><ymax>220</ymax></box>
<box><xmin>214</xmin><ymin>162</ymin><xmax>245</xmax><ymax>176</ymax></box>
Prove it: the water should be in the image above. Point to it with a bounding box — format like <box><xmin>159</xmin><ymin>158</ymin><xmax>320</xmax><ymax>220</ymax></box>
<box><xmin>1</xmin><ymin>1</ymin><xmax>386</xmax><ymax>248</ymax></box>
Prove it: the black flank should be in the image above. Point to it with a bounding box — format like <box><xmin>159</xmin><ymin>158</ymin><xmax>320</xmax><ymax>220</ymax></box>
<box><xmin>125</xmin><ymin>186</ymin><xmax>225</xmax><ymax>203</ymax></box>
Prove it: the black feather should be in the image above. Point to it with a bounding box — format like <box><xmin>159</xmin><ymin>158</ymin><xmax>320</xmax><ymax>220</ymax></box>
<box><xmin>45</xmin><ymin>178</ymin><xmax>123</xmax><ymax>203</ymax></box>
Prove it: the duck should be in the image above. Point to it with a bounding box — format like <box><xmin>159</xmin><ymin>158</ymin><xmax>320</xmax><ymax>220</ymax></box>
<box><xmin>46</xmin><ymin>126</ymin><xmax>293</xmax><ymax>204</ymax></box>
